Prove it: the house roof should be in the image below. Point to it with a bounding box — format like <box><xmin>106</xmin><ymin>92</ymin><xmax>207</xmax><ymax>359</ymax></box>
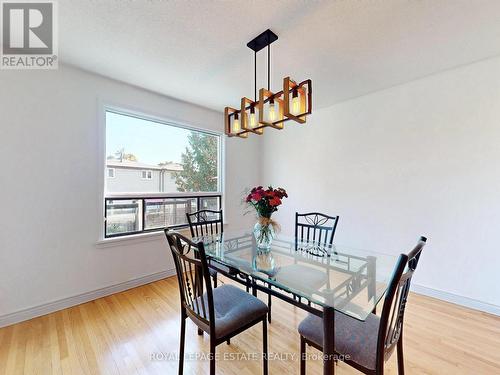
<box><xmin>107</xmin><ymin>159</ymin><xmax>183</xmax><ymax>171</ymax></box>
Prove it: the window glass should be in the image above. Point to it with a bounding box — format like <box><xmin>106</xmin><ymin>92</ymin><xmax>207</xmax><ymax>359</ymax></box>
<box><xmin>106</xmin><ymin>111</ymin><xmax>220</xmax><ymax>193</ymax></box>
<box><xmin>104</xmin><ymin>110</ymin><xmax>222</xmax><ymax>238</ymax></box>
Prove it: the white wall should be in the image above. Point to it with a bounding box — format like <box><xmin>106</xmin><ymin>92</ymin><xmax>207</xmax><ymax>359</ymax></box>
<box><xmin>262</xmin><ymin>56</ymin><xmax>500</xmax><ymax>311</ymax></box>
<box><xmin>0</xmin><ymin>64</ymin><xmax>261</xmax><ymax>322</ymax></box>
<box><xmin>3</xmin><ymin>55</ymin><xmax>500</xmax><ymax>324</ymax></box>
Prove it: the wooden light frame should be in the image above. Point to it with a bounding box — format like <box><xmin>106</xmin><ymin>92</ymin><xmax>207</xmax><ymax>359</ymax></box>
<box><xmin>258</xmin><ymin>88</ymin><xmax>285</xmax><ymax>129</ymax></box>
<box><xmin>225</xmin><ymin>78</ymin><xmax>312</xmax><ymax>137</ymax></box>
<box><xmin>224</xmin><ymin>106</ymin><xmax>248</xmax><ymax>138</ymax></box>
<box><xmin>224</xmin><ymin>30</ymin><xmax>314</xmax><ymax>138</ymax></box>
<box><xmin>240</xmin><ymin>97</ymin><xmax>263</xmax><ymax>135</ymax></box>
<box><xmin>283</xmin><ymin>77</ymin><xmax>312</xmax><ymax>124</ymax></box>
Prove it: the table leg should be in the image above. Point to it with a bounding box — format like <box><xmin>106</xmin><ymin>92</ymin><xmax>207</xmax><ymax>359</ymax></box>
<box><xmin>252</xmin><ymin>278</ymin><xmax>257</xmax><ymax>297</ymax></box>
<box><xmin>366</xmin><ymin>255</ymin><xmax>377</xmax><ymax>314</ymax></box>
<box><xmin>195</xmin><ymin>253</ymin><xmax>204</xmax><ymax>336</ymax></box>
<box><xmin>323</xmin><ymin>306</ymin><xmax>335</xmax><ymax>375</ymax></box>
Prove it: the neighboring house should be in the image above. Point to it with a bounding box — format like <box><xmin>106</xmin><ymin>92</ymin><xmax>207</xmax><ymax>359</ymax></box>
<box><xmin>106</xmin><ymin>159</ymin><xmax>183</xmax><ymax>193</ymax></box>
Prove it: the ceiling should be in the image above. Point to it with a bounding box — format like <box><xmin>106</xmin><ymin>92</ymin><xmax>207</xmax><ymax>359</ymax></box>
<box><xmin>59</xmin><ymin>0</ymin><xmax>500</xmax><ymax>111</ymax></box>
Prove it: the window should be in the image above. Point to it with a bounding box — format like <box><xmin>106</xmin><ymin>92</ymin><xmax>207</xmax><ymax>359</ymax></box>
<box><xmin>104</xmin><ymin>109</ymin><xmax>222</xmax><ymax>238</ymax></box>
<box><xmin>141</xmin><ymin>170</ymin><xmax>152</xmax><ymax>180</ymax></box>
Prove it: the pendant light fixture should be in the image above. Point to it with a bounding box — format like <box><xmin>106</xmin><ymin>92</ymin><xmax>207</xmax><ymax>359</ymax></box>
<box><xmin>224</xmin><ymin>29</ymin><xmax>313</xmax><ymax>138</ymax></box>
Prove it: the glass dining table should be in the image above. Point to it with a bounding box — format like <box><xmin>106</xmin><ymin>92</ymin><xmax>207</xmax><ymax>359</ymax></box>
<box><xmin>192</xmin><ymin>230</ymin><xmax>398</xmax><ymax>375</ymax></box>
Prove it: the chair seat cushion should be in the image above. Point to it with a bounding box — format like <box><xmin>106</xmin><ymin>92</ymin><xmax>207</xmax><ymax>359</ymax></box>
<box><xmin>195</xmin><ymin>285</ymin><xmax>268</xmax><ymax>339</ymax></box>
<box><xmin>298</xmin><ymin>312</ymin><xmax>380</xmax><ymax>370</ymax></box>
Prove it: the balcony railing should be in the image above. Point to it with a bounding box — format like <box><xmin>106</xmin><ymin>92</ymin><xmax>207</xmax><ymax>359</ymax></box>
<box><xmin>104</xmin><ymin>193</ymin><xmax>222</xmax><ymax>238</ymax></box>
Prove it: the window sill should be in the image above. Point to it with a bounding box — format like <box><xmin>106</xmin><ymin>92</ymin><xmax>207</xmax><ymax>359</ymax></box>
<box><xmin>96</xmin><ymin>231</ymin><xmax>165</xmax><ymax>248</ymax></box>
<box><xmin>95</xmin><ymin>227</ymin><xmax>194</xmax><ymax>248</ymax></box>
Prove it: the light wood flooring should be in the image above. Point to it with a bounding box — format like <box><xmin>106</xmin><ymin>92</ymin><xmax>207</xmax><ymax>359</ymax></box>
<box><xmin>1</xmin><ymin>276</ymin><xmax>499</xmax><ymax>375</ymax></box>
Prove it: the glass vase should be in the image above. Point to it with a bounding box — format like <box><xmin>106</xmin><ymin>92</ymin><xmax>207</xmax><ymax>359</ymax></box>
<box><xmin>253</xmin><ymin>218</ymin><xmax>275</xmax><ymax>250</ymax></box>
<box><xmin>252</xmin><ymin>250</ymin><xmax>276</xmax><ymax>275</ymax></box>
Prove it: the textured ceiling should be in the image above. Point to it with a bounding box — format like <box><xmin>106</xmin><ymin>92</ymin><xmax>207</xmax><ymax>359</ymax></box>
<box><xmin>59</xmin><ymin>0</ymin><xmax>500</xmax><ymax>111</ymax></box>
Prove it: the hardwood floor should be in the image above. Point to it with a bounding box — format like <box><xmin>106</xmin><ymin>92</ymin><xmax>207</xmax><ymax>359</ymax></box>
<box><xmin>1</xmin><ymin>276</ymin><xmax>499</xmax><ymax>375</ymax></box>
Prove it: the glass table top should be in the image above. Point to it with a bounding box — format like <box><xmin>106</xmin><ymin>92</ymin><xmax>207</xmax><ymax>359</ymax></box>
<box><xmin>193</xmin><ymin>230</ymin><xmax>398</xmax><ymax>321</ymax></box>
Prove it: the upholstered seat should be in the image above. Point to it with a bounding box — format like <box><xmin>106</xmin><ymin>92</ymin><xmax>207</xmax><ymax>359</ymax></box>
<box><xmin>193</xmin><ymin>285</ymin><xmax>268</xmax><ymax>339</ymax></box>
<box><xmin>298</xmin><ymin>312</ymin><xmax>380</xmax><ymax>370</ymax></box>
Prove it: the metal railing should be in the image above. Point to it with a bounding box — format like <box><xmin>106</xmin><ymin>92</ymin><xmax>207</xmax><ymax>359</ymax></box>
<box><xmin>104</xmin><ymin>193</ymin><xmax>222</xmax><ymax>238</ymax></box>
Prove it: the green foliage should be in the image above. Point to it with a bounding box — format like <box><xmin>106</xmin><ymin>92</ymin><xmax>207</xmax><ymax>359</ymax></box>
<box><xmin>174</xmin><ymin>132</ymin><xmax>218</xmax><ymax>192</ymax></box>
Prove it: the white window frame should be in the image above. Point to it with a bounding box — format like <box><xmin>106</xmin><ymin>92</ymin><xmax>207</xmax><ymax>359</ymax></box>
<box><xmin>141</xmin><ymin>170</ymin><xmax>153</xmax><ymax>180</ymax></box>
<box><xmin>97</xmin><ymin>101</ymin><xmax>225</xmax><ymax>244</ymax></box>
<box><xmin>107</xmin><ymin>168</ymin><xmax>115</xmax><ymax>178</ymax></box>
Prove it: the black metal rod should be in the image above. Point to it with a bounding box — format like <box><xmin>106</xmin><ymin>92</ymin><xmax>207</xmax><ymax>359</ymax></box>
<box><xmin>254</xmin><ymin>51</ymin><xmax>257</xmax><ymax>102</ymax></box>
<box><xmin>267</xmin><ymin>43</ymin><xmax>270</xmax><ymax>91</ymax></box>
<box><xmin>323</xmin><ymin>306</ymin><xmax>335</xmax><ymax>375</ymax></box>
<box><xmin>142</xmin><ymin>198</ymin><xmax>146</xmax><ymax>231</ymax></box>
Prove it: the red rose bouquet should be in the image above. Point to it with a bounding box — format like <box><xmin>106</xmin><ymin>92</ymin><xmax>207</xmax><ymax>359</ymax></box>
<box><xmin>245</xmin><ymin>186</ymin><xmax>288</xmax><ymax>249</ymax></box>
<box><xmin>245</xmin><ymin>186</ymin><xmax>288</xmax><ymax>217</ymax></box>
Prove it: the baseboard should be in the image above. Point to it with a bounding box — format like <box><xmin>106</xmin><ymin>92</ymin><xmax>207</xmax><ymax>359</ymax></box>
<box><xmin>3</xmin><ymin>271</ymin><xmax>498</xmax><ymax>329</ymax></box>
<box><xmin>411</xmin><ymin>283</ymin><xmax>500</xmax><ymax>316</ymax></box>
<box><xmin>0</xmin><ymin>269</ymin><xmax>176</xmax><ymax>328</ymax></box>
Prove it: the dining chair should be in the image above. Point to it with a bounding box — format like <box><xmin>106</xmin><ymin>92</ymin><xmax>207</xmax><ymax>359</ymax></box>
<box><xmin>298</xmin><ymin>236</ymin><xmax>427</xmax><ymax>375</ymax></box>
<box><xmin>295</xmin><ymin>212</ymin><xmax>340</xmax><ymax>254</ymax></box>
<box><xmin>186</xmin><ymin>210</ymin><xmax>225</xmax><ymax>288</ymax></box>
<box><xmin>265</xmin><ymin>212</ymin><xmax>340</xmax><ymax>324</ymax></box>
<box><xmin>165</xmin><ymin>229</ymin><xmax>269</xmax><ymax>375</ymax></box>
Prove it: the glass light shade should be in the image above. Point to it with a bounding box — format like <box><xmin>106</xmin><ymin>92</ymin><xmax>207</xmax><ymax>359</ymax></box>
<box><xmin>258</xmin><ymin>88</ymin><xmax>285</xmax><ymax>129</ymax></box>
<box><xmin>292</xmin><ymin>94</ymin><xmax>300</xmax><ymax>115</ymax></box>
<box><xmin>224</xmin><ymin>106</ymin><xmax>248</xmax><ymax>138</ymax></box>
<box><xmin>249</xmin><ymin>109</ymin><xmax>257</xmax><ymax>128</ymax></box>
<box><xmin>233</xmin><ymin>115</ymin><xmax>241</xmax><ymax>132</ymax></box>
<box><xmin>283</xmin><ymin>77</ymin><xmax>311</xmax><ymax>124</ymax></box>
<box><xmin>240</xmin><ymin>97</ymin><xmax>263</xmax><ymax>134</ymax></box>
<box><xmin>268</xmin><ymin>101</ymin><xmax>276</xmax><ymax>121</ymax></box>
